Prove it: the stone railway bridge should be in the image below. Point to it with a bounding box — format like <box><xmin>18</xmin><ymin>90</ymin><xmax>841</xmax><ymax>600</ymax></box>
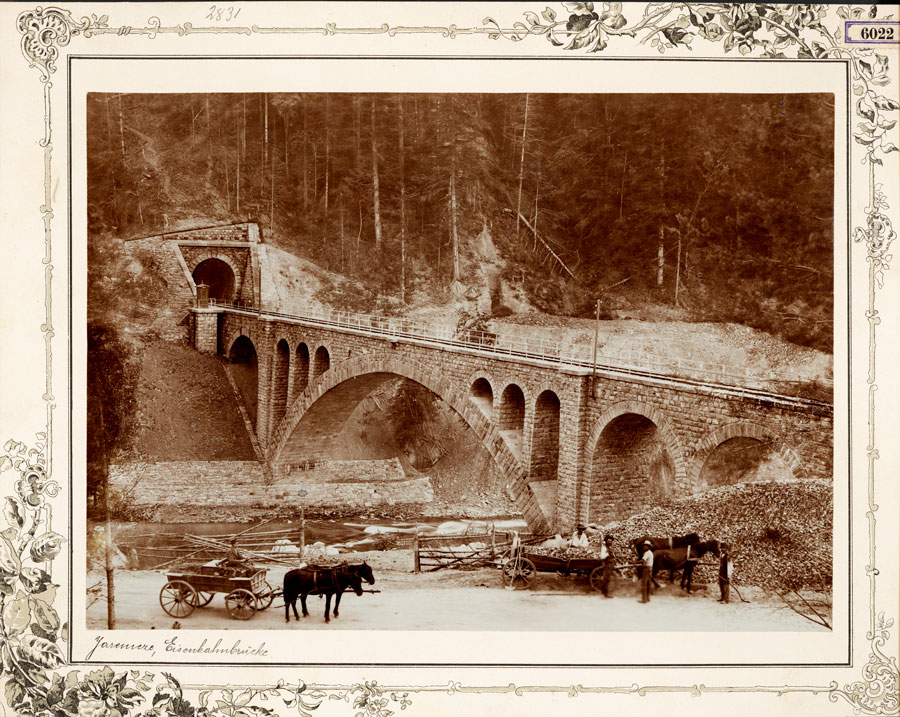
<box><xmin>190</xmin><ymin>302</ymin><xmax>833</xmax><ymax>534</ymax></box>
<box><xmin>127</xmin><ymin>223</ymin><xmax>833</xmax><ymax>533</ymax></box>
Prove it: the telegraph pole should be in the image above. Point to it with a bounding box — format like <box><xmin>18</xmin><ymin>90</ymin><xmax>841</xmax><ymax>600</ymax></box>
<box><xmin>591</xmin><ymin>299</ymin><xmax>601</xmax><ymax>398</ymax></box>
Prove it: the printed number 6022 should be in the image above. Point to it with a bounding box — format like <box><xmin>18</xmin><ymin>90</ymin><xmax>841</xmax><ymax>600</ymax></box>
<box><xmin>845</xmin><ymin>21</ymin><xmax>900</xmax><ymax>44</ymax></box>
<box><xmin>206</xmin><ymin>5</ymin><xmax>241</xmax><ymax>21</ymax></box>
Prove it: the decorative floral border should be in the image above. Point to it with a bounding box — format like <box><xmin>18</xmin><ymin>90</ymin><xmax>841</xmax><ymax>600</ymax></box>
<box><xmin>4</xmin><ymin>3</ymin><xmax>898</xmax><ymax>715</ymax></box>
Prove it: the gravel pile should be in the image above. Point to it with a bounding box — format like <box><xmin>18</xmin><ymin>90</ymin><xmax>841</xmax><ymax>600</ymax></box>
<box><xmin>528</xmin><ymin>546</ymin><xmax>600</xmax><ymax>561</ymax></box>
<box><xmin>595</xmin><ymin>480</ymin><xmax>833</xmax><ymax>592</ymax></box>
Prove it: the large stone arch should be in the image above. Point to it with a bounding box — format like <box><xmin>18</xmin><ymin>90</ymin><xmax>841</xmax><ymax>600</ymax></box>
<box><xmin>585</xmin><ymin>400</ymin><xmax>688</xmax><ymax>524</ymax></box>
<box><xmin>688</xmin><ymin>420</ymin><xmax>806</xmax><ymax>489</ymax></box>
<box><xmin>267</xmin><ymin>352</ymin><xmax>550</xmax><ymax>531</ymax></box>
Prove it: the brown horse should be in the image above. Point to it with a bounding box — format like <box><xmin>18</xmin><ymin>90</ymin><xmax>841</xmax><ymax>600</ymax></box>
<box><xmin>633</xmin><ymin>533</ymin><xmax>700</xmax><ymax>587</ymax></box>
<box><xmin>652</xmin><ymin>540</ymin><xmax>720</xmax><ymax>593</ymax></box>
<box><xmin>283</xmin><ymin>562</ymin><xmax>375</xmax><ymax>623</ymax></box>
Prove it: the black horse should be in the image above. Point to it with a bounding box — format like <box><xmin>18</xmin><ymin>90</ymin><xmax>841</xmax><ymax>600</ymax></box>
<box><xmin>652</xmin><ymin>540</ymin><xmax>720</xmax><ymax>593</ymax></box>
<box><xmin>633</xmin><ymin>533</ymin><xmax>701</xmax><ymax>588</ymax></box>
<box><xmin>283</xmin><ymin>562</ymin><xmax>375</xmax><ymax>623</ymax></box>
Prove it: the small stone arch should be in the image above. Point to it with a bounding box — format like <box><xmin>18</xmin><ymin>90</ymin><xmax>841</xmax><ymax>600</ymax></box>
<box><xmin>469</xmin><ymin>375</ymin><xmax>495</xmax><ymax>420</ymax></box>
<box><xmin>268</xmin><ymin>352</ymin><xmax>550</xmax><ymax>533</ymax></box>
<box><xmin>222</xmin><ymin>318</ymin><xmax>263</xmax><ymax>361</ymax></box>
<box><xmin>270</xmin><ymin>339</ymin><xmax>291</xmax><ymax>431</ymax></box>
<box><xmin>293</xmin><ymin>342</ymin><xmax>311</xmax><ymax>397</ymax></box>
<box><xmin>312</xmin><ymin>345</ymin><xmax>331</xmax><ymax>380</ymax></box>
<box><xmin>530</xmin><ymin>389</ymin><xmax>561</xmax><ymax>482</ymax></box>
<box><xmin>689</xmin><ymin>421</ymin><xmax>805</xmax><ymax>489</ymax></box>
<box><xmin>497</xmin><ymin>382</ymin><xmax>527</xmax><ymax>459</ymax></box>
<box><xmin>225</xmin><ymin>334</ymin><xmax>259</xmax><ymax>427</ymax></box>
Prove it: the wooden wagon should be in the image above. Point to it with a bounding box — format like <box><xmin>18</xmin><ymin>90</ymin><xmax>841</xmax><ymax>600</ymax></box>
<box><xmin>159</xmin><ymin>565</ymin><xmax>275</xmax><ymax>620</ymax></box>
<box><xmin>500</xmin><ymin>543</ymin><xmax>609</xmax><ymax>592</ymax></box>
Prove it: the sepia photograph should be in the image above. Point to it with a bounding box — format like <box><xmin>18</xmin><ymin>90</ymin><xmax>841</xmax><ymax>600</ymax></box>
<box><xmin>85</xmin><ymin>90</ymin><xmax>835</xmax><ymax>633</ymax></box>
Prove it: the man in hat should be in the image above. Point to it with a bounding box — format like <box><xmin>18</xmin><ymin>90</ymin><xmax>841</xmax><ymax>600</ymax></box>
<box><xmin>599</xmin><ymin>535</ymin><xmax>615</xmax><ymax>597</ymax></box>
<box><xmin>718</xmin><ymin>542</ymin><xmax>733</xmax><ymax>603</ymax></box>
<box><xmin>570</xmin><ymin>524</ymin><xmax>589</xmax><ymax>548</ymax></box>
<box><xmin>219</xmin><ymin>538</ymin><xmax>252</xmax><ymax>574</ymax></box>
<box><xmin>639</xmin><ymin>539</ymin><xmax>654</xmax><ymax>603</ymax></box>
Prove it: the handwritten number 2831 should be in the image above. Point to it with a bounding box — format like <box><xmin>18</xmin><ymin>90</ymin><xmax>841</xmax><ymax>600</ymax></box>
<box><xmin>206</xmin><ymin>5</ymin><xmax>241</xmax><ymax>21</ymax></box>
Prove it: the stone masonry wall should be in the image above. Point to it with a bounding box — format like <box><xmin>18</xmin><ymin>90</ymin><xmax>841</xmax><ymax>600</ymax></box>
<box><xmin>190</xmin><ymin>309</ymin><xmax>221</xmax><ymax>354</ymax></box>
<box><xmin>110</xmin><ymin>458</ymin><xmax>433</xmax><ymax>508</ymax></box>
<box><xmin>163</xmin><ymin>224</ymin><xmax>254</xmax><ymax>243</ymax></box>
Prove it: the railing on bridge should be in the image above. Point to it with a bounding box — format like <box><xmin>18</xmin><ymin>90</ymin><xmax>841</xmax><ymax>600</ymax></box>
<box><xmin>214</xmin><ymin>301</ymin><xmax>833</xmax><ymax>401</ymax></box>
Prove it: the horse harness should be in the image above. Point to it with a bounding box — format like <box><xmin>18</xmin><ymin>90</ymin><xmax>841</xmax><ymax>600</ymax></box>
<box><xmin>664</xmin><ymin>544</ymin><xmax>698</xmax><ymax>571</ymax></box>
<box><xmin>306</xmin><ymin>565</ymin><xmax>341</xmax><ymax>593</ymax></box>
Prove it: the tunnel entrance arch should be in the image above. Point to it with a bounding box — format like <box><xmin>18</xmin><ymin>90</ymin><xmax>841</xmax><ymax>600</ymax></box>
<box><xmin>192</xmin><ymin>258</ymin><xmax>236</xmax><ymax>303</ymax></box>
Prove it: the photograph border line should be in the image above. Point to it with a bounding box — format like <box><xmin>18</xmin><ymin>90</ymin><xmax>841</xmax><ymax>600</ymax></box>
<box><xmin>4</xmin><ymin>4</ymin><xmax>897</xmax><ymax>715</ymax></box>
<box><xmin>70</xmin><ymin>54</ymin><xmax>851</xmax><ymax>670</ymax></box>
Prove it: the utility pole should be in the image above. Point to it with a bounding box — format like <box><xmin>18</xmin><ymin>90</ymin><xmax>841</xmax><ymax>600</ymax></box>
<box><xmin>674</xmin><ymin>228</ymin><xmax>682</xmax><ymax>307</ymax></box>
<box><xmin>657</xmin><ymin>227</ymin><xmax>665</xmax><ymax>287</ymax></box>
<box><xmin>591</xmin><ymin>299</ymin><xmax>601</xmax><ymax>398</ymax></box>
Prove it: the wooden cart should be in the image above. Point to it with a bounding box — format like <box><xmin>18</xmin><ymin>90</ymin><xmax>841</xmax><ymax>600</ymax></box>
<box><xmin>159</xmin><ymin>565</ymin><xmax>275</xmax><ymax>620</ymax></box>
<box><xmin>500</xmin><ymin>544</ymin><xmax>608</xmax><ymax>592</ymax></box>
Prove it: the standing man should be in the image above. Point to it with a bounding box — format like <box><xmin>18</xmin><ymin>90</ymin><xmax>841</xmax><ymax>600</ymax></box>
<box><xmin>718</xmin><ymin>542</ymin><xmax>733</xmax><ymax>603</ymax></box>
<box><xmin>639</xmin><ymin>539</ymin><xmax>654</xmax><ymax>603</ymax></box>
<box><xmin>599</xmin><ymin>535</ymin><xmax>615</xmax><ymax>597</ymax></box>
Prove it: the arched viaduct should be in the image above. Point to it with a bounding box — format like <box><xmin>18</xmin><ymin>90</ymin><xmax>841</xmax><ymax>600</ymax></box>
<box><xmin>190</xmin><ymin>303</ymin><xmax>834</xmax><ymax>534</ymax></box>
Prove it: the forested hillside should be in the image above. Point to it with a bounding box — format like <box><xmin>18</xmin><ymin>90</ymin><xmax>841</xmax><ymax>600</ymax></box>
<box><xmin>87</xmin><ymin>92</ymin><xmax>834</xmax><ymax>351</ymax></box>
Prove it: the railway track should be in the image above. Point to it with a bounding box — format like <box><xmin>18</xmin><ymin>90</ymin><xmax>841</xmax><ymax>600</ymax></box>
<box><xmin>218</xmin><ymin>303</ymin><xmax>832</xmax><ymax>411</ymax></box>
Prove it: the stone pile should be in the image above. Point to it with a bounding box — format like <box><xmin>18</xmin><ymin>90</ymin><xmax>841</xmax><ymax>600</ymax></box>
<box><xmin>596</xmin><ymin>480</ymin><xmax>833</xmax><ymax>591</ymax></box>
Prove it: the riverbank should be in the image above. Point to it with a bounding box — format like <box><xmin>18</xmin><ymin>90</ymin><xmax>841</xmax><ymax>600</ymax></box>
<box><xmin>131</xmin><ymin>500</ymin><xmax>521</xmax><ymax>525</ymax></box>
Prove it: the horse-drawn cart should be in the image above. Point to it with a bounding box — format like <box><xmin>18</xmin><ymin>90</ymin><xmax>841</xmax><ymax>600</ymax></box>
<box><xmin>159</xmin><ymin>565</ymin><xmax>275</xmax><ymax>620</ymax></box>
<box><xmin>501</xmin><ymin>543</ymin><xmax>608</xmax><ymax>591</ymax></box>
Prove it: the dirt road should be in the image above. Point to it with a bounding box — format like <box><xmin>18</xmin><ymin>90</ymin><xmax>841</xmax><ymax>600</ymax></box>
<box><xmin>87</xmin><ymin>550</ymin><xmax>828</xmax><ymax>632</ymax></box>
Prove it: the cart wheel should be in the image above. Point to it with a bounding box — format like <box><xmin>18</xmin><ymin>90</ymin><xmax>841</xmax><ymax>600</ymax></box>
<box><xmin>225</xmin><ymin>589</ymin><xmax>258</xmax><ymax>620</ymax></box>
<box><xmin>589</xmin><ymin>566</ymin><xmax>606</xmax><ymax>592</ymax></box>
<box><xmin>501</xmin><ymin>558</ymin><xmax>536</xmax><ymax>590</ymax></box>
<box><xmin>189</xmin><ymin>591</ymin><xmax>215</xmax><ymax>607</ymax></box>
<box><xmin>255</xmin><ymin>581</ymin><xmax>275</xmax><ymax>610</ymax></box>
<box><xmin>159</xmin><ymin>580</ymin><xmax>197</xmax><ymax>618</ymax></box>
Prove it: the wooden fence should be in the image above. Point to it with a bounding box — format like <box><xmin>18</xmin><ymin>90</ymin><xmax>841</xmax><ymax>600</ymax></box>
<box><xmin>413</xmin><ymin>528</ymin><xmax>549</xmax><ymax>572</ymax></box>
